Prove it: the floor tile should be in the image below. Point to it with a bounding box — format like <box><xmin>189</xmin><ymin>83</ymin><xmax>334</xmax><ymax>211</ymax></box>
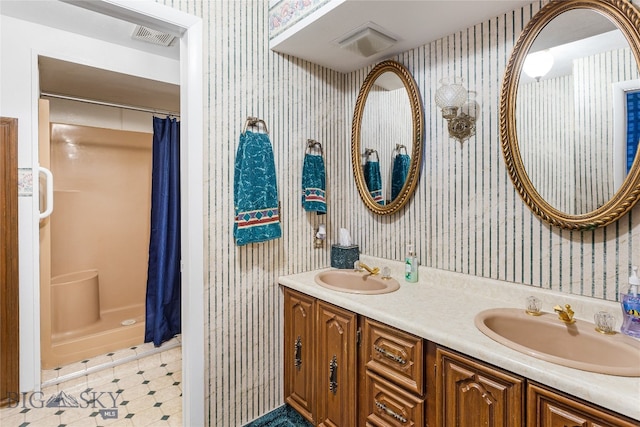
<box><xmin>119</xmin><ymin>384</ymin><xmax>151</xmax><ymax>402</ymax></box>
<box><xmin>140</xmin><ymin>366</ymin><xmax>166</xmax><ymax>381</ymax></box>
<box><xmin>111</xmin><ymin>348</ymin><xmax>138</xmax><ymax>362</ymax></box>
<box><xmin>151</xmin><ymin>385</ymin><xmax>181</xmax><ymax>404</ymax></box>
<box><xmin>159</xmin><ymin>348</ymin><xmax>181</xmax><ymax>364</ymax></box>
<box><xmin>84</xmin><ymin>354</ymin><xmax>115</xmax><ymax>370</ymax></box>
<box><xmin>159</xmin><ymin>396</ymin><xmax>181</xmax><ymax>416</ymax></box>
<box><xmin>113</xmin><ymin>360</ymin><xmax>141</xmax><ymax>377</ymax></box>
<box><xmin>147</xmin><ymin>375</ymin><xmax>176</xmax><ymax>391</ymax></box>
<box><xmin>1</xmin><ymin>343</ymin><xmax>181</xmax><ymax>427</ymax></box>
<box><xmin>123</xmin><ymin>394</ymin><xmax>156</xmax><ymax>414</ymax></box>
<box><xmin>136</xmin><ymin>354</ymin><xmax>163</xmax><ymax>371</ymax></box>
<box><xmin>129</xmin><ymin>406</ymin><xmax>164</xmax><ymax>427</ymax></box>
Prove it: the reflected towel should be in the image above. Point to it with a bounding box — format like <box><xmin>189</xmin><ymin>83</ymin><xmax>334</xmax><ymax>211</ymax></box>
<box><xmin>391</xmin><ymin>154</ymin><xmax>410</xmax><ymax>201</ymax></box>
<box><xmin>364</xmin><ymin>160</ymin><xmax>384</xmax><ymax>205</ymax></box>
<box><xmin>234</xmin><ymin>131</ymin><xmax>282</xmax><ymax>246</ymax></box>
<box><xmin>301</xmin><ymin>153</ymin><xmax>326</xmax><ymax>214</ymax></box>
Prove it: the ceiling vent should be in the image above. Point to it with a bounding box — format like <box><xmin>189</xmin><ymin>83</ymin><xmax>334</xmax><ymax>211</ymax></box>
<box><xmin>336</xmin><ymin>22</ymin><xmax>397</xmax><ymax>58</ymax></box>
<box><xmin>132</xmin><ymin>25</ymin><xmax>176</xmax><ymax>47</ymax></box>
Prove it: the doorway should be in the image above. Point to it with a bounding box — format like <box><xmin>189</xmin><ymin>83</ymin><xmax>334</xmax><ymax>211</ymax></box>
<box><xmin>16</xmin><ymin>1</ymin><xmax>203</xmax><ymax>424</ymax></box>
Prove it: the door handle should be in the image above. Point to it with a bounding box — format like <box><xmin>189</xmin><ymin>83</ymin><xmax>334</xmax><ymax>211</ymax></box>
<box><xmin>39</xmin><ymin>166</ymin><xmax>54</xmax><ymax>220</ymax></box>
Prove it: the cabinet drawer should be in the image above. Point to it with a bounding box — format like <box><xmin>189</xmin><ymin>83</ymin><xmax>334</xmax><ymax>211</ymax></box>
<box><xmin>364</xmin><ymin>371</ymin><xmax>425</xmax><ymax>427</ymax></box>
<box><xmin>527</xmin><ymin>382</ymin><xmax>639</xmax><ymax>427</ymax></box>
<box><xmin>363</xmin><ymin>317</ymin><xmax>424</xmax><ymax>395</ymax></box>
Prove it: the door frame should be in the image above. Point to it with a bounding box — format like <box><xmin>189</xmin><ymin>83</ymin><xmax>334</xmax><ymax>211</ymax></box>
<box><xmin>1</xmin><ymin>117</ymin><xmax>19</xmax><ymax>407</ymax></box>
<box><xmin>29</xmin><ymin>2</ymin><xmax>204</xmax><ymax>425</ymax></box>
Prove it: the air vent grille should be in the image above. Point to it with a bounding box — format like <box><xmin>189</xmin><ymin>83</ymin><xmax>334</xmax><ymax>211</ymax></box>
<box><xmin>132</xmin><ymin>25</ymin><xmax>175</xmax><ymax>47</ymax></box>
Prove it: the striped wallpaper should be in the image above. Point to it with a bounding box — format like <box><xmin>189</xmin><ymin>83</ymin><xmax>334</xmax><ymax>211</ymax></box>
<box><xmin>159</xmin><ymin>0</ymin><xmax>640</xmax><ymax>425</ymax></box>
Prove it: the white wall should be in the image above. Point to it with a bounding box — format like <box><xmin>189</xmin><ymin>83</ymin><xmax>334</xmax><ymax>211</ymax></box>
<box><xmin>0</xmin><ymin>14</ymin><xmax>178</xmax><ymax>392</ymax></box>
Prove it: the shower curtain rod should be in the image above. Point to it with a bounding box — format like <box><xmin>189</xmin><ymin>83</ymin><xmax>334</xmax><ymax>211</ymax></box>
<box><xmin>40</xmin><ymin>92</ymin><xmax>180</xmax><ymax>117</ymax></box>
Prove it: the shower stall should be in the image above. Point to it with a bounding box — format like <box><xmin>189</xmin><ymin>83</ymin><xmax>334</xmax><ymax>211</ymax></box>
<box><xmin>40</xmin><ymin>117</ymin><xmax>152</xmax><ymax>369</ymax></box>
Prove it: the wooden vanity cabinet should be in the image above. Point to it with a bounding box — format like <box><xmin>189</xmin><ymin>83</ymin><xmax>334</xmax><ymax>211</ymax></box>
<box><xmin>316</xmin><ymin>300</ymin><xmax>358</xmax><ymax>427</ymax></box>
<box><xmin>283</xmin><ymin>288</ymin><xmax>358</xmax><ymax>426</ymax></box>
<box><xmin>435</xmin><ymin>346</ymin><xmax>525</xmax><ymax>427</ymax></box>
<box><xmin>527</xmin><ymin>382</ymin><xmax>639</xmax><ymax>427</ymax></box>
<box><xmin>360</xmin><ymin>317</ymin><xmax>426</xmax><ymax>426</ymax></box>
<box><xmin>283</xmin><ymin>289</ymin><xmax>316</xmax><ymax>423</ymax></box>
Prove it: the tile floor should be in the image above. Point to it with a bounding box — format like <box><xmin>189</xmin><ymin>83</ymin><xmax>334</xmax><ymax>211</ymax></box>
<box><xmin>1</xmin><ymin>339</ymin><xmax>182</xmax><ymax>427</ymax></box>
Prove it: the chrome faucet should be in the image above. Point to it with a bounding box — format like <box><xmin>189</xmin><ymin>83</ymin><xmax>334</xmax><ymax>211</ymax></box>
<box><xmin>553</xmin><ymin>304</ymin><xmax>575</xmax><ymax>324</ymax></box>
<box><xmin>355</xmin><ymin>261</ymin><xmax>380</xmax><ymax>275</ymax></box>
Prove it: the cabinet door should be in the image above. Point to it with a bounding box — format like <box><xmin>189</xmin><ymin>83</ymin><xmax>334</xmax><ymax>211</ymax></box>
<box><xmin>283</xmin><ymin>288</ymin><xmax>316</xmax><ymax>424</ymax></box>
<box><xmin>527</xmin><ymin>382</ymin><xmax>639</xmax><ymax>427</ymax></box>
<box><xmin>317</xmin><ymin>300</ymin><xmax>358</xmax><ymax>427</ymax></box>
<box><xmin>436</xmin><ymin>347</ymin><xmax>524</xmax><ymax>427</ymax></box>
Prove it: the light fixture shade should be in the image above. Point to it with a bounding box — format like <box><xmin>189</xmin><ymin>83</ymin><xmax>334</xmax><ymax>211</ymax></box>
<box><xmin>523</xmin><ymin>50</ymin><xmax>554</xmax><ymax>80</ymax></box>
<box><xmin>435</xmin><ymin>77</ymin><xmax>467</xmax><ymax>109</ymax></box>
<box><xmin>461</xmin><ymin>91</ymin><xmax>479</xmax><ymax>118</ymax></box>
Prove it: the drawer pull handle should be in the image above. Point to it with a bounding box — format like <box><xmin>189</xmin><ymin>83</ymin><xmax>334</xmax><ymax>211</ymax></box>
<box><xmin>294</xmin><ymin>336</ymin><xmax>302</xmax><ymax>371</ymax></box>
<box><xmin>329</xmin><ymin>355</ymin><xmax>338</xmax><ymax>395</ymax></box>
<box><xmin>375</xmin><ymin>400</ymin><xmax>407</xmax><ymax>423</ymax></box>
<box><xmin>374</xmin><ymin>345</ymin><xmax>407</xmax><ymax>365</ymax></box>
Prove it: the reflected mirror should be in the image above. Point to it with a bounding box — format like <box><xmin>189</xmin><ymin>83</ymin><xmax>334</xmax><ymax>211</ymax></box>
<box><xmin>351</xmin><ymin>60</ymin><xmax>424</xmax><ymax>215</ymax></box>
<box><xmin>501</xmin><ymin>0</ymin><xmax>640</xmax><ymax>229</ymax></box>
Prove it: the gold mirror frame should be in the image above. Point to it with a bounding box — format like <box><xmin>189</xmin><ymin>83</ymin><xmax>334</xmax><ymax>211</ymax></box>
<box><xmin>351</xmin><ymin>60</ymin><xmax>424</xmax><ymax>215</ymax></box>
<box><xmin>500</xmin><ymin>0</ymin><xmax>640</xmax><ymax>230</ymax></box>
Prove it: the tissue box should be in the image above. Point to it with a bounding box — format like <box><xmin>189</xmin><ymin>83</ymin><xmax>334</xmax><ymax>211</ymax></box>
<box><xmin>331</xmin><ymin>244</ymin><xmax>359</xmax><ymax>269</ymax></box>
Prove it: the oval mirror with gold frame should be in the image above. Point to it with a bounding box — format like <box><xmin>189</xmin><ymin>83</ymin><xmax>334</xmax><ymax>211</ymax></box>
<box><xmin>500</xmin><ymin>0</ymin><xmax>640</xmax><ymax>229</ymax></box>
<box><xmin>351</xmin><ymin>60</ymin><xmax>424</xmax><ymax>215</ymax></box>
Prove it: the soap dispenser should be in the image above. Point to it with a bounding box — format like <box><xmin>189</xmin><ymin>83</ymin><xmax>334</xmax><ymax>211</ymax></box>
<box><xmin>405</xmin><ymin>244</ymin><xmax>418</xmax><ymax>283</ymax></box>
<box><xmin>620</xmin><ymin>266</ymin><xmax>640</xmax><ymax>338</ymax></box>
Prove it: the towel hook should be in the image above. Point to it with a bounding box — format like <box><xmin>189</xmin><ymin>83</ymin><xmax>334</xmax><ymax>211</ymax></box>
<box><xmin>306</xmin><ymin>139</ymin><xmax>323</xmax><ymax>156</ymax></box>
<box><xmin>243</xmin><ymin>116</ymin><xmax>269</xmax><ymax>134</ymax></box>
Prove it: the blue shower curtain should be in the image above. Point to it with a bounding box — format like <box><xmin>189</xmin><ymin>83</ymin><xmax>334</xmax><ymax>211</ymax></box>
<box><xmin>145</xmin><ymin>116</ymin><xmax>181</xmax><ymax>347</ymax></box>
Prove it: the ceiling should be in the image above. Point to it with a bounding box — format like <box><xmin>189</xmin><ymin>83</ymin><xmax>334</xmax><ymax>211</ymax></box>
<box><xmin>38</xmin><ymin>56</ymin><xmax>181</xmax><ymax>114</ymax></box>
<box><xmin>0</xmin><ymin>1</ymin><xmax>179</xmax><ymax>60</ymax></box>
<box><xmin>0</xmin><ymin>0</ymin><xmax>180</xmax><ymax>113</ymax></box>
<box><xmin>269</xmin><ymin>0</ymin><xmax>534</xmax><ymax>73</ymax></box>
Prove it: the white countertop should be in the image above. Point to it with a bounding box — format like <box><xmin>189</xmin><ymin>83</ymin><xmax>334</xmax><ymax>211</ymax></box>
<box><xmin>278</xmin><ymin>255</ymin><xmax>640</xmax><ymax>421</ymax></box>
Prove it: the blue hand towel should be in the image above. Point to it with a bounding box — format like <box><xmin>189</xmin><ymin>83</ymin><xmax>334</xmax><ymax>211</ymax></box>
<box><xmin>234</xmin><ymin>131</ymin><xmax>282</xmax><ymax>246</ymax></box>
<box><xmin>301</xmin><ymin>153</ymin><xmax>326</xmax><ymax>214</ymax></box>
<box><xmin>391</xmin><ymin>153</ymin><xmax>410</xmax><ymax>200</ymax></box>
<box><xmin>364</xmin><ymin>160</ymin><xmax>384</xmax><ymax>205</ymax></box>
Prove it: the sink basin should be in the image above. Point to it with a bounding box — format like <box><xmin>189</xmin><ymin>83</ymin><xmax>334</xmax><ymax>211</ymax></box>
<box><xmin>474</xmin><ymin>308</ymin><xmax>640</xmax><ymax>376</ymax></box>
<box><xmin>314</xmin><ymin>270</ymin><xmax>400</xmax><ymax>295</ymax></box>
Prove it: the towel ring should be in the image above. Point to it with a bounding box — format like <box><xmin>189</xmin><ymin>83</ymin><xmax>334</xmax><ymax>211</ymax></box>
<box><xmin>364</xmin><ymin>148</ymin><xmax>379</xmax><ymax>161</ymax></box>
<box><xmin>243</xmin><ymin>116</ymin><xmax>269</xmax><ymax>134</ymax></box>
<box><xmin>394</xmin><ymin>144</ymin><xmax>407</xmax><ymax>154</ymax></box>
<box><xmin>306</xmin><ymin>139</ymin><xmax>323</xmax><ymax>156</ymax></box>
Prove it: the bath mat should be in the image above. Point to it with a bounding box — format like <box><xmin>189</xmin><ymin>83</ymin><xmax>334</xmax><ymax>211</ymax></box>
<box><xmin>243</xmin><ymin>404</ymin><xmax>312</xmax><ymax>427</ymax></box>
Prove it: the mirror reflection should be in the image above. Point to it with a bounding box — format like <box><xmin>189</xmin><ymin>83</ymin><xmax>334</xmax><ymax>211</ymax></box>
<box><xmin>360</xmin><ymin>71</ymin><xmax>413</xmax><ymax>205</ymax></box>
<box><xmin>516</xmin><ymin>9</ymin><xmax>640</xmax><ymax>215</ymax></box>
<box><xmin>351</xmin><ymin>60</ymin><xmax>424</xmax><ymax>215</ymax></box>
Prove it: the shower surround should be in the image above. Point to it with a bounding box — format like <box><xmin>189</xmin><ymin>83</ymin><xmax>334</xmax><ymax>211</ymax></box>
<box><xmin>40</xmin><ymin>123</ymin><xmax>151</xmax><ymax>369</ymax></box>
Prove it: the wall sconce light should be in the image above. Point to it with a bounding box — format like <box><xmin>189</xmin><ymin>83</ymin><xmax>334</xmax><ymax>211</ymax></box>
<box><xmin>435</xmin><ymin>77</ymin><xmax>478</xmax><ymax>144</ymax></box>
<box><xmin>523</xmin><ymin>49</ymin><xmax>554</xmax><ymax>81</ymax></box>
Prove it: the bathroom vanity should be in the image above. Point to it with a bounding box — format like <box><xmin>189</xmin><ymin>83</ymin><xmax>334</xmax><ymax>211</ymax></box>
<box><xmin>279</xmin><ymin>256</ymin><xmax>640</xmax><ymax>426</ymax></box>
